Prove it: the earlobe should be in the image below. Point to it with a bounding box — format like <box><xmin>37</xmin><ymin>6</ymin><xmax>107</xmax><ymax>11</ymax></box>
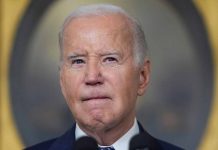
<box><xmin>137</xmin><ymin>59</ymin><xmax>150</xmax><ymax>96</ymax></box>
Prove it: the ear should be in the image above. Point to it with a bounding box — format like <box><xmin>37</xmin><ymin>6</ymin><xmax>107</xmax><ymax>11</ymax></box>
<box><xmin>137</xmin><ymin>59</ymin><xmax>150</xmax><ymax>96</ymax></box>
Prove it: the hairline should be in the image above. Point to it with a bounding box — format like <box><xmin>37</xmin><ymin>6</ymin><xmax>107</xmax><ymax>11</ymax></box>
<box><xmin>59</xmin><ymin>4</ymin><xmax>148</xmax><ymax>67</ymax></box>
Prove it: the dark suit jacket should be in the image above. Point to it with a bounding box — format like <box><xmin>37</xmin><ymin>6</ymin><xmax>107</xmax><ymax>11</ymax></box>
<box><xmin>24</xmin><ymin>122</ymin><xmax>184</xmax><ymax>150</ymax></box>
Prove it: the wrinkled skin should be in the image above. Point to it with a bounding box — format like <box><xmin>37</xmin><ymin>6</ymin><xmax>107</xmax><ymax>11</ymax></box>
<box><xmin>60</xmin><ymin>13</ymin><xmax>150</xmax><ymax>145</ymax></box>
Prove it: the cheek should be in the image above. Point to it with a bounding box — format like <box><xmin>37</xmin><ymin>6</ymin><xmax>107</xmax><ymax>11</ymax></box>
<box><xmin>106</xmin><ymin>67</ymin><xmax>139</xmax><ymax>101</ymax></box>
<box><xmin>62</xmin><ymin>71</ymin><xmax>83</xmax><ymax>99</ymax></box>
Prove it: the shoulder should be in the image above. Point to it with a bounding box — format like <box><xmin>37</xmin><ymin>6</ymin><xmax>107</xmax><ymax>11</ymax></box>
<box><xmin>157</xmin><ymin>139</ymin><xmax>184</xmax><ymax>150</ymax></box>
<box><xmin>137</xmin><ymin>121</ymin><xmax>184</xmax><ymax>150</ymax></box>
<box><xmin>24</xmin><ymin>125</ymin><xmax>76</xmax><ymax>150</ymax></box>
<box><xmin>24</xmin><ymin>138</ymin><xmax>57</xmax><ymax>150</ymax></box>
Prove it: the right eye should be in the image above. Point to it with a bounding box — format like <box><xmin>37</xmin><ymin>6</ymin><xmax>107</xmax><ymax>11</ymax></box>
<box><xmin>70</xmin><ymin>58</ymin><xmax>86</xmax><ymax>68</ymax></box>
<box><xmin>72</xmin><ymin>59</ymin><xmax>85</xmax><ymax>65</ymax></box>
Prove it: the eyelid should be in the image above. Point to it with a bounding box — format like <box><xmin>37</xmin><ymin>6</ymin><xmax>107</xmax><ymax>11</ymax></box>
<box><xmin>65</xmin><ymin>55</ymin><xmax>85</xmax><ymax>66</ymax></box>
<box><xmin>102</xmin><ymin>54</ymin><xmax>120</xmax><ymax>59</ymax></box>
<box><xmin>67</xmin><ymin>55</ymin><xmax>86</xmax><ymax>63</ymax></box>
<box><xmin>103</xmin><ymin>56</ymin><xmax>119</xmax><ymax>61</ymax></box>
<box><xmin>101</xmin><ymin>55</ymin><xmax>121</xmax><ymax>65</ymax></box>
<box><xmin>67</xmin><ymin>54</ymin><xmax>86</xmax><ymax>59</ymax></box>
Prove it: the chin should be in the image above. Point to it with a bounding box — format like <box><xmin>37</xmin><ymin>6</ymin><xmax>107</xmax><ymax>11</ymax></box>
<box><xmin>86</xmin><ymin>117</ymin><xmax>114</xmax><ymax>131</ymax></box>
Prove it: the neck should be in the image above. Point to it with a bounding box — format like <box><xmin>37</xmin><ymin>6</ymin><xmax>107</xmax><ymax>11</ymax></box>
<box><xmin>78</xmin><ymin>115</ymin><xmax>135</xmax><ymax>145</ymax></box>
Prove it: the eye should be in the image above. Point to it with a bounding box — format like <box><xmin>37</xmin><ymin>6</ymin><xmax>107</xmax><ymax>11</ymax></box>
<box><xmin>103</xmin><ymin>56</ymin><xmax>118</xmax><ymax>63</ymax></box>
<box><xmin>72</xmin><ymin>59</ymin><xmax>84</xmax><ymax>64</ymax></box>
<box><xmin>70</xmin><ymin>58</ymin><xmax>86</xmax><ymax>68</ymax></box>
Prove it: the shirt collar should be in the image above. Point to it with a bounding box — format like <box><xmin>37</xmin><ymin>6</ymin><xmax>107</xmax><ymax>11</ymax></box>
<box><xmin>75</xmin><ymin>118</ymin><xmax>139</xmax><ymax>150</ymax></box>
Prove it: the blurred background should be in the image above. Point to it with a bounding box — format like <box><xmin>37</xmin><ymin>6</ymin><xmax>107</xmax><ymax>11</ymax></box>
<box><xmin>1</xmin><ymin>0</ymin><xmax>218</xmax><ymax>149</ymax></box>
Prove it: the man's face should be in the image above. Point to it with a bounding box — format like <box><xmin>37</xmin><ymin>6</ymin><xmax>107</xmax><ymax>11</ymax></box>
<box><xmin>60</xmin><ymin>14</ymin><xmax>149</xmax><ymax>132</ymax></box>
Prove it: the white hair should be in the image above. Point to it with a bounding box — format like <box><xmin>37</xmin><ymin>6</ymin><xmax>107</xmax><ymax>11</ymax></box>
<box><xmin>59</xmin><ymin>4</ymin><xmax>148</xmax><ymax>66</ymax></box>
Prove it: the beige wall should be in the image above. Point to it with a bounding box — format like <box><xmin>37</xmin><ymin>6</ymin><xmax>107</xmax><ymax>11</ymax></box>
<box><xmin>194</xmin><ymin>0</ymin><xmax>218</xmax><ymax>149</ymax></box>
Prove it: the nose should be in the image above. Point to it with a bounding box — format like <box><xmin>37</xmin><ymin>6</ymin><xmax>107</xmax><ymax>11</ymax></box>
<box><xmin>85</xmin><ymin>59</ymin><xmax>103</xmax><ymax>86</ymax></box>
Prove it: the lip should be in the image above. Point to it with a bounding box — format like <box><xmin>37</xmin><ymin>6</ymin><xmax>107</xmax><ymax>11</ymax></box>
<box><xmin>82</xmin><ymin>96</ymin><xmax>110</xmax><ymax>101</ymax></box>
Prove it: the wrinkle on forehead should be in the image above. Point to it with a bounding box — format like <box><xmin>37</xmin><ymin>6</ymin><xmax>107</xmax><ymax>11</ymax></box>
<box><xmin>64</xmin><ymin>14</ymin><xmax>133</xmax><ymax>41</ymax></box>
<box><xmin>62</xmin><ymin>13</ymin><xmax>134</xmax><ymax>58</ymax></box>
<box><xmin>63</xmin><ymin>13</ymin><xmax>132</xmax><ymax>34</ymax></box>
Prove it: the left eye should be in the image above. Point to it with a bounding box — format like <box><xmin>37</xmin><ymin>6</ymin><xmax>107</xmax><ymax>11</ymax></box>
<box><xmin>103</xmin><ymin>57</ymin><xmax>118</xmax><ymax>63</ymax></box>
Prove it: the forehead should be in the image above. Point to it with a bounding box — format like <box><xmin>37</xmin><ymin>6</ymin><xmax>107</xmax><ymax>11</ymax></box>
<box><xmin>61</xmin><ymin>13</ymin><xmax>135</xmax><ymax>58</ymax></box>
<box><xmin>65</xmin><ymin>13</ymin><xmax>131</xmax><ymax>31</ymax></box>
<box><xmin>64</xmin><ymin>14</ymin><xmax>133</xmax><ymax>42</ymax></box>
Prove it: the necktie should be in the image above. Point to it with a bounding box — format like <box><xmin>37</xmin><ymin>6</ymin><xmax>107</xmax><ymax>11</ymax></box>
<box><xmin>98</xmin><ymin>146</ymin><xmax>115</xmax><ymax>150</ymax></box>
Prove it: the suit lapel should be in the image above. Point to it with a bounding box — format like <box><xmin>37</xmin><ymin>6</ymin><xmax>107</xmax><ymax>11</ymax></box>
<box><xmin>48</xmin><ymin>124</ymin><xmax>76</xmax><ymax>150</ymax></box>
<box><xmin>48</xmin><ymin>122</ymin><xmax>163</xmax><ymax>150</ymax></box>
<box><xmin>138</xmin><ymin>121</ymin><xmax>163</xmax><ymax>150</ymax></box>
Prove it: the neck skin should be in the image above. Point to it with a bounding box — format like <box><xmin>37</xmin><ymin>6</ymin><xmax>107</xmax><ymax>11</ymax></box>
<box><xmin>77</xmin><ymin>113</ymin><xmax>135</xmax><ymax>146</ymax></box>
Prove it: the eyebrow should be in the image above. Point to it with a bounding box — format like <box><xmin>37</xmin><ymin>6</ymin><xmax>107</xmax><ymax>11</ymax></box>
<box><xmin>100</xmin><ymin>53</ymin><xmax>119</xmax><ymax>56</ymax></box>
<box><xmin>66</xmin><ymin>51</ymin><xmax>122</xmax><ymax>60</ymax></box>
<box><xmin>99</xmin><ymin>51</ymin><xmax>121</xmax><ymax>57</ymax></box>
<box><xmin>67</xmin><ymin>53</ymin><xmax>87</xmax><ymax>60</ymax></box>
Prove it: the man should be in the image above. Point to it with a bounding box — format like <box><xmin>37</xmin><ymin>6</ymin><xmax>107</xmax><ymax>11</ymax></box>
<box><xmin>25</xmin><ymin>4</ymin><xmax>183</xmax><ymax>150</ymax></box>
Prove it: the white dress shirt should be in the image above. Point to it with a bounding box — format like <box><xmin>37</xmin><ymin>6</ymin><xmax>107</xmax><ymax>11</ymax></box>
<box><xmin>75</xmin><ymin>118</ymin><xmax>139</xmax><ymax>150</ymax></box>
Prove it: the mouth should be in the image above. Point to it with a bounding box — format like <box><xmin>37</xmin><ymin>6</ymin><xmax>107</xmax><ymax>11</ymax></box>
<box><xmin>82</xmin><ymin>96</ymin><xmax>110</xmax><ymax>101</ymax></box>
